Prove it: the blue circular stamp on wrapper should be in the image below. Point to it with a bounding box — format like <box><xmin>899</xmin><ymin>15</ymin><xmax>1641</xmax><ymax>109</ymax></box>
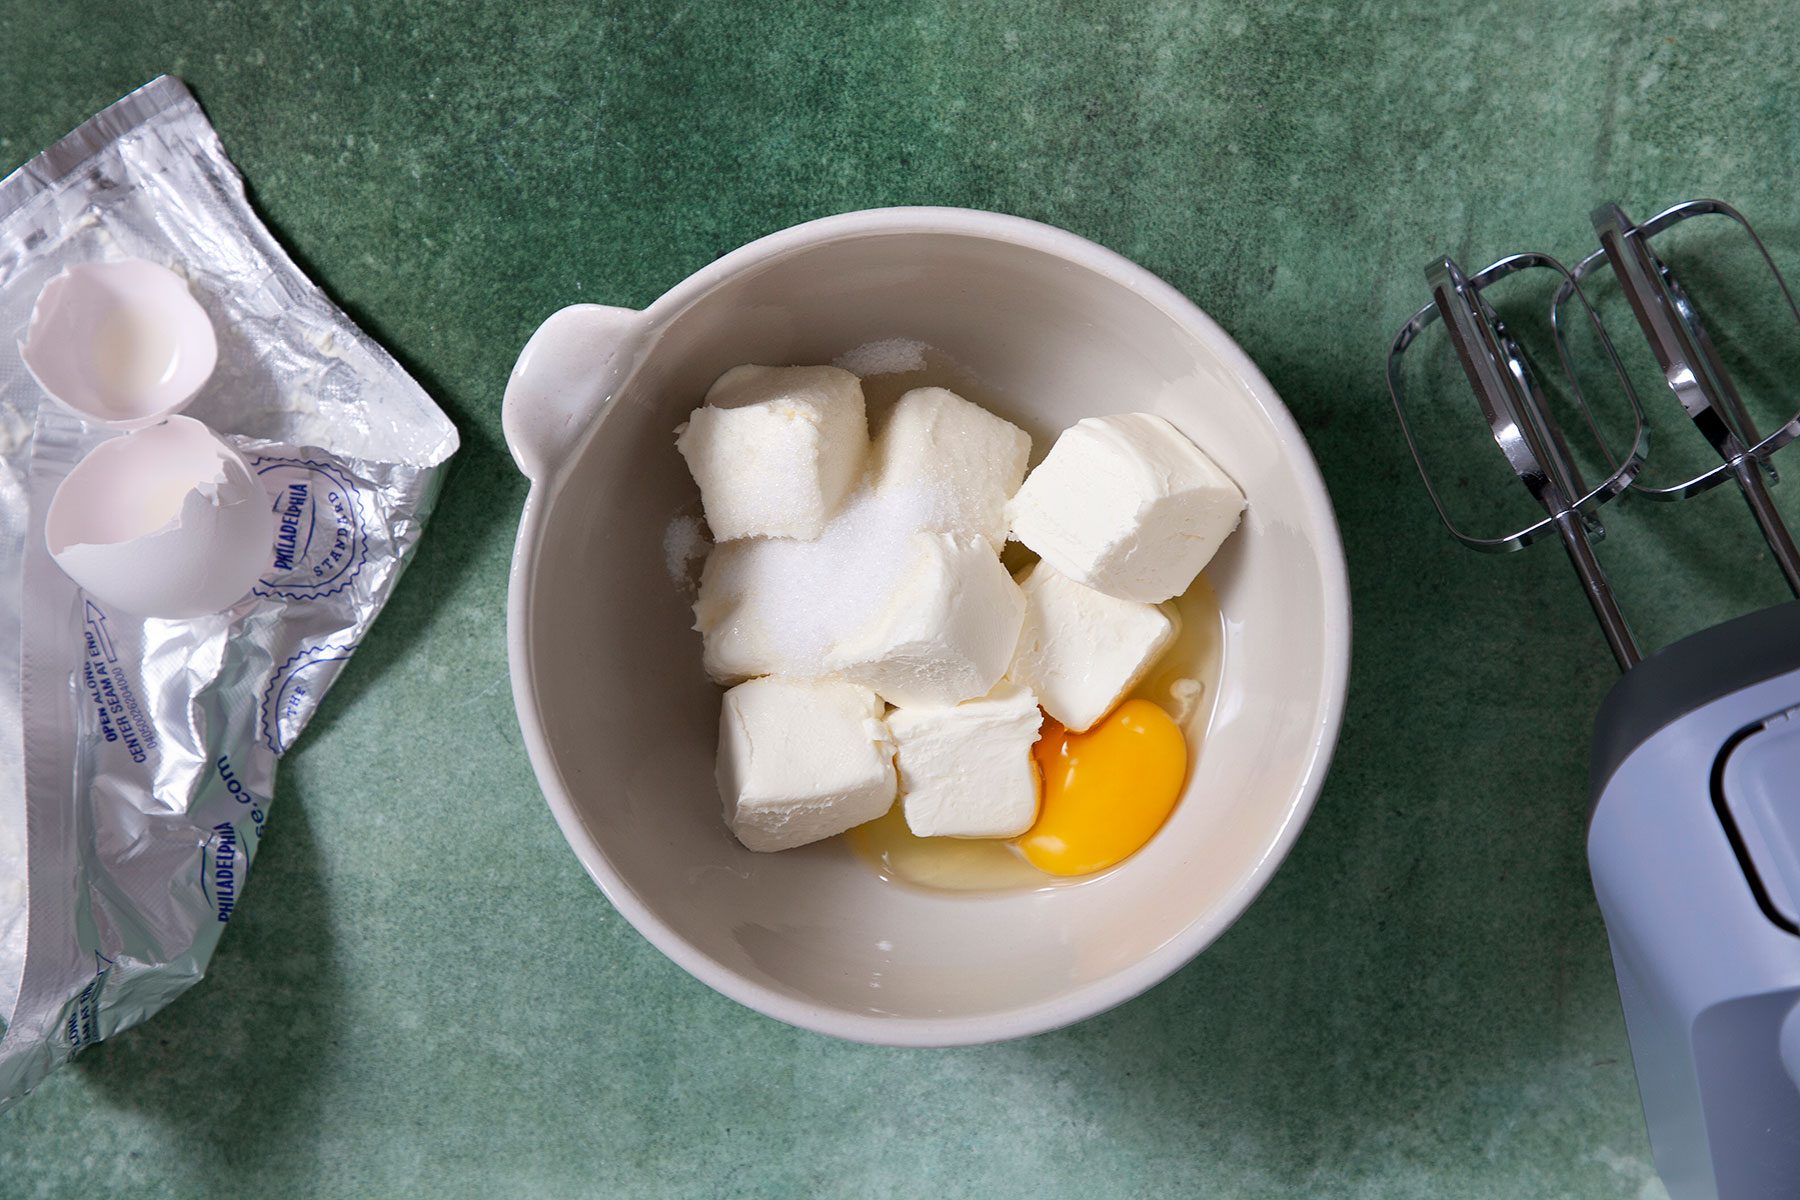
<box><xmin>260</xmin><ymin>642</ymin><xmax>358</xmax><ymax>754</ymax></box>
<box><xmin>252</xmin><ymin>457</ymin><xmax>370</xmax><ymax>600</ymax></box>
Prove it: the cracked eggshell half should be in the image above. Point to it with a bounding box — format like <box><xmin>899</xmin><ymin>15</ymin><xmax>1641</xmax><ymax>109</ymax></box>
<box><xmin>46</xmin><ymin>416</ymin><xmax>276</xmax><ymax>619</ymax></box>
<box><xmin>20</xmin><ymin>259</ymin><xmax>217</xmax><ymax>428</ymax></box>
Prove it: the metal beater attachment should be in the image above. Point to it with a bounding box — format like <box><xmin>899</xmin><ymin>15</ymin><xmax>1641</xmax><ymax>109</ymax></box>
<box><xmin>1552</xmin><ymin>199</ymin><xmax>1800</xmax><ymax>595</ymax></box>
<box><xmin>1387</xmin><ymin>251</ymin><xmax>1648</xmax><ymax>668</ymax></box>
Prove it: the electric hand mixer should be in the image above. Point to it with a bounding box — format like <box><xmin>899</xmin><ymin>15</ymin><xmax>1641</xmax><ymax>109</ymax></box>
<box><xmin>1387</xmin><ymin>200</ymin><xmax>1800</xmax><ymax>1200</ymax></box>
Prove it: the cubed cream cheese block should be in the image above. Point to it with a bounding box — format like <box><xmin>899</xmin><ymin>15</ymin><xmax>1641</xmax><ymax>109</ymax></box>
<box><xmin>691</xmin><ymin>536</ymin><xmax>831</xmax><ymax>684</ymax></box>
<box><xmin>831</xmin><ymin>531</ymin><xmax>1026</xmax><ymax>708</ymax></box>
<box><xmin>889</xmin><ymin>682</ymin><xmax>1044</xmax><ymax>838</ymax></box>
<box><xmin>872</xmin><ymin>387</ymin><xmax>1031</xmax><ymax>549</ymax></box>
<box><xmin>716</xmin><ymin>677</ymin><xmax>898</xmax><ymax>852</ymax></box>
<box><xmin>1006</xmin><ymin>561</ymin><xmax>1177</xmax><ymax>732</ymax></box>
<box><xmin>1007</xmin><ymin>412</ymin><xmax>1245</xmax><ymax>603</ymax></box>
<box><xmin>692</xmin><ymin>541</ymin><xmax>793</xmax><ymax>684</ymax></box>
<box><xmin>676</xmin><ymin>364</ymin><xmax>868</xmax><ymax>541</ymax></box>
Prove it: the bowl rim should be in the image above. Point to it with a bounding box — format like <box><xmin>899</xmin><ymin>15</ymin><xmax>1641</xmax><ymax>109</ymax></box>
<box><xmin>507</xmin><ymin>205</ymin><xmax>1352</xmax><ymax>1047</ymax></box>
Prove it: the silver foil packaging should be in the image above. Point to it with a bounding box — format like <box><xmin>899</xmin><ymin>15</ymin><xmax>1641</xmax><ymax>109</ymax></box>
<box><xmin>0</xmin><ymin>77</ymin><xmax>458</xmax><ymax>1110</ymax></box>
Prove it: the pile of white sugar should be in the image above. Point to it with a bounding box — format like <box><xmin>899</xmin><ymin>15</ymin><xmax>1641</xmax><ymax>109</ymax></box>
<box><xmin>661</xmin><ymin>514</ymin><xmax>710</xmax><ymax>595</ymax></box>
<box><xmin>700</xmin><ymin>482</ymin><xmax>932</xmax><ymax>671</ymax></box>
<box><xmin>832</xmin><ymin>337</ymin><xmax>926</xmax><ymax>378</ymax></box>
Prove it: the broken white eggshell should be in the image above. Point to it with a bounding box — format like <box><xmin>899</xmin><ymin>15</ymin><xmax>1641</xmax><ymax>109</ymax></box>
<box><xmin>20</xmin><ymin>259</ymin><xmax>218</xmax><ymax>427</ymax></box>
<box><xmin>46</xmin><ymin>416</ymin><xmax>276</xmax><ymax>619</ymax></box>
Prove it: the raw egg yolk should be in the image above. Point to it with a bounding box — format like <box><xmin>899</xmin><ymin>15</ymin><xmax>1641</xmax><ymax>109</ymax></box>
<box><xmin>1016</xmin><ymin>699</ymin><xmax>1187</xmax><ymax>877</ymax></box>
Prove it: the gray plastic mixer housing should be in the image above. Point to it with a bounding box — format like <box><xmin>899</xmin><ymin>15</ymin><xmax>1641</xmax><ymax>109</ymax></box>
<box><xmin>1589</xmin><ymin>602</ymin><xmax>1800</xmax><ymax>1197</ymax></box>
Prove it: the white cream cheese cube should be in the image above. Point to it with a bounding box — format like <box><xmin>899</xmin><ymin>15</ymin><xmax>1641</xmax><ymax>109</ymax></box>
<box><xmin>676</xmin><ymin>364</ymin><xmax>868</xmax><ymax>541</ymax></box>
<box><xmin>1006</xmin><ymin>562</ymin><xmax>1177</xmax><ymax>731</ymax></box>
<box><xmin>1007</xmin><ymin>412</ymin><xmax>1245</xmax><ymax>603</ymax></box>
<box><xmin>872</xmin><ymin>387</ymin><xmax>1031</xmax><ymax>549</ymax></box>
<box><xmin>830</xmin><ymin>531</ymin><xmax>1026</xmax><ymax>708</ymax></box>
<box><xmin>691</xmin><ymin>539</ymin><xmax>814</xmax><ymax>684</ymax></box>
<box><xmin>716</xmin><ymin>677</ymin><xmax>897</xmax><ymax>852</ymax></box>
<box><xmin>889</xmin><ymin>682</ymin><xmax>1044</xmax><ymax>838</ymax></box>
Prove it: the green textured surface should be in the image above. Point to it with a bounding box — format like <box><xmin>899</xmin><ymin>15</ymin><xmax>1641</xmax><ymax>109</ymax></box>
<box><xmin>4</xmin><ymin>2</ymin><xmax>1800</xmax><ymax>1196</ymax></box>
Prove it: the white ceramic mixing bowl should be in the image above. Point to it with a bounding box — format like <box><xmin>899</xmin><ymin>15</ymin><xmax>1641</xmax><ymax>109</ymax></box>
<box><xmin>504</xmin><ymin>208</ymin><xmax>1350</xmax><ymax>1046</ymax></box>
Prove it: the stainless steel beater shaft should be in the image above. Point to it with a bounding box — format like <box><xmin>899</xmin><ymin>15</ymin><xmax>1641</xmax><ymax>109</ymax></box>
<box><xmin>1429</xmin><ymin>255</ymin><xmax>1643</xmax><ymax>669</ymax></box>
<box><xmin>1589</xmin><ymin>201</ymin><xmax>1800</xmax><ymax>596</ymax></box>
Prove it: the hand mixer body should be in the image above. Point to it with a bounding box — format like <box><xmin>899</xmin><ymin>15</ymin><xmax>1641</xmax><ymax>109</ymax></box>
<box><xmin>1589</xmin><ymin>600</ymin><xmax>1800</xmax><ymax>1199</ymax></box>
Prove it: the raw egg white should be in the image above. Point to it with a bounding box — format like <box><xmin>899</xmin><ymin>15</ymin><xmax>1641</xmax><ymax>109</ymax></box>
<box><xmin>46</xmin><ymin>416</ymin><xmax>275</xmax><ymax>619</ymax></box>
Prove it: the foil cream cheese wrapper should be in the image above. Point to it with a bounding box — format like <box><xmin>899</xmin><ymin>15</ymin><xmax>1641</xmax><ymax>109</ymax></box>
<box><xmin>0</xmin><ymin>76</ymin><xmax>459</xmax><ymax>1111</ymax></box>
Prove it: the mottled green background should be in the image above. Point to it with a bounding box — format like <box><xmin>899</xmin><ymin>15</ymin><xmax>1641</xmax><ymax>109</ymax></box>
<box><xmin>5</xmin><ymin>1</ymin><xmax>1799</xmax><ymax>1196</ymax></box>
